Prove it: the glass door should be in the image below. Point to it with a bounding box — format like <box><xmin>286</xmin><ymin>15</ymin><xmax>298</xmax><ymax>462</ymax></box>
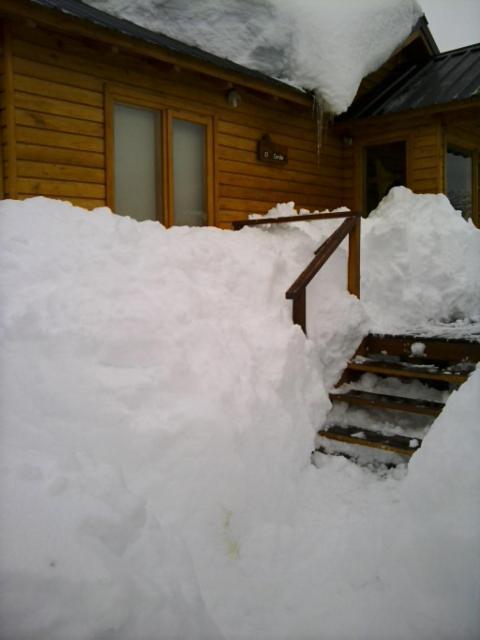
<box><xmin>446</xmin><ymin>146</ymin><xmax>473</xmax><ymax>220</ymax></box>
<box><xmin>364</xmin><ymin>141</ymin><xmax>406</xmax><ymax>214</ymax></box>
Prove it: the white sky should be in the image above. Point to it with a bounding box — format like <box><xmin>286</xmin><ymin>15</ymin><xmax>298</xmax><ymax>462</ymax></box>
<box><xmin>419</xmin><ymin>0</ymin><xmax>480</xmax><ymax>51</ymax></box>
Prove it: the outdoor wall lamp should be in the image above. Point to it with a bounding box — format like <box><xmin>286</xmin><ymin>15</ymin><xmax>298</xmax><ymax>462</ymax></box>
<box><xmin>226</xmin><ymin>88</ymin><xmax>241</xmax><ymax>108</ymax></box>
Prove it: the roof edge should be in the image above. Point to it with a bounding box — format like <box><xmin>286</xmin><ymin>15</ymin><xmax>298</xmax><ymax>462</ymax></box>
<box><xmin>414</xmin><ymin>15</ymin><xmax>440</xmax><ymax>56</ymax></box>
<box><xmin>435</xmin><ymin>42</ymin><xmax>480</xmax><ymax>57</ymax></box>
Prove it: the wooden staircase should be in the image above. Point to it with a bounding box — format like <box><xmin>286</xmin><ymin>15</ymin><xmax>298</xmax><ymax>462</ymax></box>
<box><xmin>315</xmin><ymin>333</ymin><xmax>480</xmax><ymax>466</ymax></box>
<box><xmin>234</xmin><ymin>211</ymin><xmax>478</xmax><ymax>468</ymax></box>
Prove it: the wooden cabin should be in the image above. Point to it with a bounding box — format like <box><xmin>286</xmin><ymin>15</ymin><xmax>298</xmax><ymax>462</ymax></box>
<box><xmin>339</xmin><ymin>42</ymin><xmax>480</xmax><ymax>225</ymax></box>
<box><xmin>0</xmin><ymin>0</ymin><xmax>479</xmax><ymax>227</ymax></box>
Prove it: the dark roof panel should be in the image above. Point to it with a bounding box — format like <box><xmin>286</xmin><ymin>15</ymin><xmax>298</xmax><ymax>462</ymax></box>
<box><xmin>346</xmin><ymin>43</ymin><xmax>480</xmax><ymax>118</ymax></box>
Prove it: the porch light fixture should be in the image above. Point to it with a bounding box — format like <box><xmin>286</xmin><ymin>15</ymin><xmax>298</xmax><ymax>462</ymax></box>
<box><xmin>226</xmin><ymin>88</ymin><xmax>241</xmax><ymax>108</ymax></box>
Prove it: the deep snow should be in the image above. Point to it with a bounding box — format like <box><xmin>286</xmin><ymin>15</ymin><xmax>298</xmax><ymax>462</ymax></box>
<box><xmin>0</xmin><ymin>195</ymin><xmax>479</xmax><ymax>639</ymax></box>
<box><xmin>362</xmin><ymin>187</ymin><xmax>480</xmax><ymax>336</ymax></box>
<box><xmin>85</xmin><ymin>0</ymin><xmax>422</xmax><ymax>113</ymax></box>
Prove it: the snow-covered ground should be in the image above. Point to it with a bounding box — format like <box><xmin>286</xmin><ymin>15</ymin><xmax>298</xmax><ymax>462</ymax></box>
<box><xmin>362</xmin><ymin>187</ymin><xmax>480</xmax><ymax>336</ymax></box>
<box><xmin>85</xmin><ymin>0</ymin><xmax>422</xmax><ymax>113</ymax></box>
<box><xmin>0</xmin><ymin>192</ymin><xmax>479</xmax><ymax>639</ymax></box>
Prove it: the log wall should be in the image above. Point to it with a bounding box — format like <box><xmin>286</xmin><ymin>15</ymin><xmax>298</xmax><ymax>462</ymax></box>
<box><xmin>2</xmin><ymin>16</ymin><xmax>347</xmax><ymax>226</ymax></box>
<box><xmin>340</xmin><ymin>112</ymin><xmax>443</xmax><ymax>212</ymax></box>
<box><xmin>2</xmin><ymin>7</ymin><xmax>477</xmax><ymax>226</ymax></box>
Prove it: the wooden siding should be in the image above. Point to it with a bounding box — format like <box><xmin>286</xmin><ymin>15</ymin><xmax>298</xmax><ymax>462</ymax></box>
<box><xmin>339</xmin><ymin>106</ymin><xmax>480</xmax><ymax>222</ymax></box>
<box><xmin>340</xmin><ymin>113</ymin><xmax>443</xmax><ymax>212</ymax></box>
<box><xmin>1</xmin><ymin>21</ymin><xmax>16</xmax><ymax>199</ymax></box>
<box><xmin>5</xmin><ymin>17</ymin><xmax>346</xmax><ymax>226</ymax></box>
<box><xmin>0</xmin><ymin>25</ymin><xmax>4</xmax><ymax>198</ymax></box>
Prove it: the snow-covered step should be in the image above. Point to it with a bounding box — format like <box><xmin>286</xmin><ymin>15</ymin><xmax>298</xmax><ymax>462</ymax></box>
<box><xmin>317</xmin><ymin>424</ymin><xmax>421</xmax><ymax>459</ymax></box>
<box><xmin>347</xmin><ymin>357</ymin><xmax>472</xmax><ymax>384</ymax></box>
<box><xmin>320</xmin><ymin>333</ymin><xmax>477</xmax><ymax>468</ymax></box>
<box><xmin>360</xmin><ymin>333</ymin><xmax>480</xmax><ymax>364</ymax></box>
<box><xmin>330</xmin><ymin>390</ymin><xmax>444</xmax><ymax>417</ymax></box>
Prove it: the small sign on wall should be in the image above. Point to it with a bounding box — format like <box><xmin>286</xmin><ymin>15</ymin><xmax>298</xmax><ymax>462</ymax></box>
<box><xmin>257</xmin><ymin>134</ymin><xmax>288</xmax><ymax>165</ymax></box>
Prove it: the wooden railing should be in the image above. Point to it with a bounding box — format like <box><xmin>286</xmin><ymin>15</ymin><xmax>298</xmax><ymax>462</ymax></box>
<box><xmin>232</xmin><ymin>211</ymin><xmax>361</xmax><ymax>230</ymax></box>
<box><xmin>233</xmin><ymin>211</ymin><xmax>361</xmax><ymax>335</ymax></box>
<box><xmin>285</xmin><ymin>214</ymin><xmax>361</xmax><ymax>334</ymax></box>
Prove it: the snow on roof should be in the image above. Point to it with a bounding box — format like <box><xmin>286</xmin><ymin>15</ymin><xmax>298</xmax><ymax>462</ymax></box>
<box><xmin>85</xmin><ymin>0</ymin><xmax>423</xmax><ymax>114</ymax></box>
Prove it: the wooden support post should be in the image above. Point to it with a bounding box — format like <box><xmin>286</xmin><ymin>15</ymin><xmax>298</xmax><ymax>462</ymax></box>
<box><xmin>347</xmin><ymin>216</ymin><xmax>361</xmax><ymax>297</ymax></box>
<box><xmin>292</xmin><ymin>289</ymin><xmax>307</xmax><ymax>335</ymax></box>
<box><xmin>2</xmin><ymin>23</ymin><xmax>17</xmax><ymax>199</ymax></box>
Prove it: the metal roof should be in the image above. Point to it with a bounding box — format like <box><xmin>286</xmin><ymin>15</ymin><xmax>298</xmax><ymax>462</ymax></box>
<box><xmin>29</xmin><ymin>0</ymin><xmax>309</xmax><ymax>99</ymax></box>
<box><xmin>346</xmin><ymin>43</ymin><xmax>480</xmax><ymax>119</ymax></box>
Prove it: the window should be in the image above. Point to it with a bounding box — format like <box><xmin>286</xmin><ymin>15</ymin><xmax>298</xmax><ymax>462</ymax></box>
<box><xmin>172</xmin><ymin>118</ymin><xmax>206</xmax><ymax>226</ymax></box>
<box><xmin>113</xmin><ymin>103</ymin><xmax>161</xmax><ymax>221</ymax></box>
<box><xmin>107</xmin><ymin>91</ymin><xmax>212</xmax><ymax>226</ymax></box>
<box><xmin>364</xmin><ymin>142</ymin><xmax>406</xmax><ymax>214</ymax></box>
<box><xmin>446</xmin><ymin>146</ymin><xmax>473</xmax><ymax>220</ymax></box>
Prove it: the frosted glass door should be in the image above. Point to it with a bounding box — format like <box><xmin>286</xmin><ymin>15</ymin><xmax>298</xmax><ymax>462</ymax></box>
<box><xmin>114</xmin><ymin>103</ymin><xmax>160</xmax><ymax>221</ymax></box>
<box><xmin>172</xmin><ymin>118</ymin><xmax>206</xmax><ymax>226</ymax></box>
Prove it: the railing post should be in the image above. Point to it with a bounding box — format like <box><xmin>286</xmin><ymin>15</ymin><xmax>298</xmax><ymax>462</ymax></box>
<box><xmin>292</xmin><ymin>289</ymin><xmax>307</xmax><ymax>335</ymax></box>
<box><xmin>285</xmin><ymin>213</ymin><xmax>361</xmax><ymax>335</ymax></box>
<box><xmin>347</xmin><ymin>216</ymin><xmax>361</xmax><ymax>298</ymax></box>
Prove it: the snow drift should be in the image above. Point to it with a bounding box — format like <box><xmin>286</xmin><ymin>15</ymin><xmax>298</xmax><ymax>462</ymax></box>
<box><xmin>85</xmin><ymin>0</ymin><xmax>423</xmax><ymax>113</ymax></box>
<box><xmin>0</xmin><ymin>195</ymin><xmax>479</xmax><ymax>639</ymax></box>
<box><xmin>362</xmin><ymin>186</ymin><xmax>480</xmax><ymax>335</ymax></box>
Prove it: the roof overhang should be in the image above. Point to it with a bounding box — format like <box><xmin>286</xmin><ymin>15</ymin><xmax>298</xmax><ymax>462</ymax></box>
<box><xmin>0</xmin><ymin>0</ymin><xmax>313</xmax><ymax>107</ymax></box>
<box><xmin>339</xmin><ymin>42</ymin><xmax>480</xmax><ymax>123</ymax></box>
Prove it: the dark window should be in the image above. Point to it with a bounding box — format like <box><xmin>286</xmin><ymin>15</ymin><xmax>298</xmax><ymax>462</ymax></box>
<box><xmin>365</xmin><ymin>142</ymin><xmax>406</xmax><ymax>214</ymax></box>
<box><xmin>446</xmin><ymin>146</ymin><xmax>472</xmax><ymax>220</ymax></box>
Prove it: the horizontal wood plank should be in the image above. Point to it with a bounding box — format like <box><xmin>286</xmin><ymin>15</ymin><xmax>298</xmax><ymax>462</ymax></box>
<box><xmin>218</xmin><ymin>144</ymin><xmax>342</xmax><ymax>176</ymax></box>
<box><xmin>13</xmin><ymin>56</ymin><xmax>103</xmax><ymax>92</ymax></box>
<box><xmin>17</xmin><ymin>160</ymin><xmax>105</xmax><ymax>184</ymax></box>
<box><xmin>14</xmin><ymin>91</ymin><xmax>104</xmax><ymax>123</ymax></box>
<box><xmin>14</xmin><ymin>108</ymin><xmax>104</xmax><ymax>137</ymax></box>
<box><xmin>16</xmin><ymin>142</ymin><xmax>104</xmax><ymax>168</ymax></box>
<box><xmin>17</xmin><ymin>177</ymin><xmax>105</xmax><ymax>198</ymax></box>
<box><xmin>16</xmin><ymin>126</ymin><xmax>104</xmax><ymax>152</ymax></box>
<box><xmin>219</xmin><ymin>158</ymin><xmax>343</xmax><ymax>191</ymax></box>
<box><xmin>219</xmin><ymin>170</ymin><xmax>334</xmax><ymax>196</ymax></box>
<box><xmin>14</xmin><ymin>73</ymin><xmax>103</xmax><ymax>107</ymax></box>
<box><xmin>330</xmin><ymin>390</ymin><xmax>444</xmax><ymax>417</ymax></box>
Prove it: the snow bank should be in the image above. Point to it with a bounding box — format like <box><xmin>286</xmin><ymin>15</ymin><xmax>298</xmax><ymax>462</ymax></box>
<box><xmin>252</xmin><ymin>189</ymin><xmax>480</xmax><ymax>336</ymax></box>
<box><xmin>362</xmin><ymin>187</ymin><xmax>480</xmax><ymax>334</ymax></box>
<box><xmin>85</xmin><ymin>0</ymin><xmax>422</xmax><ymax>113</ymax></box>
<box><xmin>387</xmin><ymin>367</ymin><xmax>480</xmax><ymax>639</ymax></box>
<box><xmin>0</xmin><ymin>197</ymin><xmax>360</xmax><ymax>638</ymax></box>
<box><xmin>1</xmin><ymin>197</ymin><xmax>479</xmax><ymax>639</ymax></box>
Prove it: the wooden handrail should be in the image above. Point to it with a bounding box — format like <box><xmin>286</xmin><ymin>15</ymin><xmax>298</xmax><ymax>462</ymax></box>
<box><xmin>285</xmin><ymin>216</ymin><xmax>361</xmax><ymax>335</ymax></box>
<box><xmin>286</xmin><ymin>218</ymin><xmax>356</xmax><ymax>299</ymax></box>
<box><xmin>232</xmin><ymin>211</ymin><xmax>361</xmax><ymax>230</ymax></box>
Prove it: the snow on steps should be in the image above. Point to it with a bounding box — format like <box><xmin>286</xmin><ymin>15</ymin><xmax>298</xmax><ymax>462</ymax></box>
<box><xmin>315</xmin><ymin>333</ymin><xmax>480</xmax><ymax>468</ymax></box>
<box><xmin>329</xmin><ymin>389</ymin><xmax>444</xmax><ymax>417</ymax></box>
